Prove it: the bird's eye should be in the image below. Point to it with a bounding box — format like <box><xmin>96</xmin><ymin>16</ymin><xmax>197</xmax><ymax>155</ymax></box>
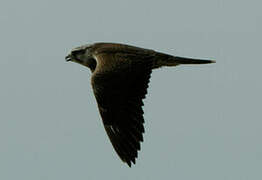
<box><xmin>72</xmin><ymin>49</ymin><xmax>85</xmax><ymax>56</ymax></box>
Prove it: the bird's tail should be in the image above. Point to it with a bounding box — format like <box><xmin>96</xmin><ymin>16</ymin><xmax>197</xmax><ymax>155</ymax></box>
<box><xmin>153</xmin><ymin>52</ymin><xmax>215</xmax><ymax>68</ymax></box>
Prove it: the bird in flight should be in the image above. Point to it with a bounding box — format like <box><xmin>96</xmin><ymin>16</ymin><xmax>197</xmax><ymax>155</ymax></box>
<box><xmin>66</xmin><ymin>42</ymin><xmax>215</xmax><ymax>167</ymax></box>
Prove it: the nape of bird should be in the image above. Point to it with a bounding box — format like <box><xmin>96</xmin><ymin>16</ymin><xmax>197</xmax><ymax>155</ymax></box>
<box><xmin>66</xmin><ymin>42</ymin><xmax>215</xmax><ymax>167</ymax></box>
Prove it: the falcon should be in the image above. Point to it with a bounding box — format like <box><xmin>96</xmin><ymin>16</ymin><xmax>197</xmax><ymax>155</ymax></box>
<box><xmin>65</xmin><ymin>42</ymin><xmax>215</xmax><ymax>167</ymax></box>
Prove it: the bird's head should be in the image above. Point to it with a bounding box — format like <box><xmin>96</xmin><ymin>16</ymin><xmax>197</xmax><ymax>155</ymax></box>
<box><xmin>66</xmin><ymin>44</ymin><xmax>97</xmax><ymax>72</ymax></box>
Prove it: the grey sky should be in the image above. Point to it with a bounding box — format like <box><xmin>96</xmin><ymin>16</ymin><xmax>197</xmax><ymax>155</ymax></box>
<box><xmin>0</xmin><ymin>0</ymin><xmax>261</xmax><ymax>179</ymax></box>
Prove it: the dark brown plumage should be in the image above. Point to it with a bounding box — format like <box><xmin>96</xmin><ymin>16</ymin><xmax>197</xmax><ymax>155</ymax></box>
<box><xmin>66</xmin><ymin>42</ymin><xmax>215</xmax><ymax>167</ymax></box>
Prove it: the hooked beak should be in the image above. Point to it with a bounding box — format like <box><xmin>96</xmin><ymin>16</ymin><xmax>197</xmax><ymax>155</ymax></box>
<box><xmin>65</xmin><ymin>54</ymin><xmax>72</xmax><ymax>61</ymax></box>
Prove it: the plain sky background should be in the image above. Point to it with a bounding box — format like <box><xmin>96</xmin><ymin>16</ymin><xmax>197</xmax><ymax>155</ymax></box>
<box><xmin>1</xmin><ymin>0</ymin><xmax>261</xmax><ymax>179</ymax></box>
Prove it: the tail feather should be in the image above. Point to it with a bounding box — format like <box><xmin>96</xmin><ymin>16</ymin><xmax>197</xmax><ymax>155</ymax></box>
<box><xmin>172</xmin><ymin>56</ymin><xmax>215</xmax><ymax>64</ymax></box>
<box><xmin>153</xmin><ymin>52</ymin><xmax>215</xmax><ymax>68</ymax></box>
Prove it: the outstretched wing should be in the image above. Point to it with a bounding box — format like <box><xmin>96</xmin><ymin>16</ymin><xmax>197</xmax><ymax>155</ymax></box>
<box><xmin>91</xmin><ymin>51</ymin><xmax>153</xmax><ymax>167</ymax></box>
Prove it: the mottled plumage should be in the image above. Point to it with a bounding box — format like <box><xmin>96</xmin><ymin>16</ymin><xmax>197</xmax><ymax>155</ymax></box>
<box><xmin>66</xmin><ymin>42</ymin><xmax>215</xmax><ymax>167</ymax></box>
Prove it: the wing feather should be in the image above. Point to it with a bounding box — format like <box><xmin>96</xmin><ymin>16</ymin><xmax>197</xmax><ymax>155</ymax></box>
<box><xmin>91</xmin><ymin>52</ymin><xmax>153</xmax><ymax>167</ymax></box>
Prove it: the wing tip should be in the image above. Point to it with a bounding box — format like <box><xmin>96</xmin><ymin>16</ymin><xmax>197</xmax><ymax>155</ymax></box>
<box><xmin>124</xmin><ymin>159</ymin><xmax>136</xmax><ymax>167</ymax></box>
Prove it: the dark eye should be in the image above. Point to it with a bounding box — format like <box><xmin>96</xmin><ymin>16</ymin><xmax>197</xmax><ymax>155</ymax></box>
<box><xmin>72</xmin><ymin>49</ymin><xmax>85</xmax><ymax>56</ymax></box>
